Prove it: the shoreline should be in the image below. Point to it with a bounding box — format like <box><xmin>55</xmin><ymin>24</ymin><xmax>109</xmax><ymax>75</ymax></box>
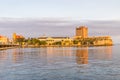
<box><xmin>0</xmin><ymin>47</ymin><xmax>17</xmax><ymax>50</ymax></box>
<box><xmin>21</xmin><ymin>45</ymin><xmax>113</xmax><ymax>48</ymax></box>
<box><xmin>0</xmin><ymin>45</ymin><xmax>113</xmax><ymax>50</ymax></box>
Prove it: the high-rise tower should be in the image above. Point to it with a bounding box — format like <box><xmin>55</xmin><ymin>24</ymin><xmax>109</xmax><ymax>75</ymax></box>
<box><xmin>13</xmin><ymin>33</ymin><xmax>17</xmax><ymax>41</ymax></box>
<box><xmin>76</xmin><ymin>26</ymin><xmax>88</xmax><ymax>38</ymax></box>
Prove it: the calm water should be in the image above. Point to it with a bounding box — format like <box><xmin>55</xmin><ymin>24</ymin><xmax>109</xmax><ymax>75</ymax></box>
<box><xmin>0</xmin><ymin>45</ymin><xmax>120</xmax><ymax>80</ymax></box>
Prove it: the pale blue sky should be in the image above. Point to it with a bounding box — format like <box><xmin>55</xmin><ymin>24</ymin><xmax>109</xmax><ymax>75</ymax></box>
<box><xmin>0</xmin><ymin>0</ymin><xmax>120</xmax><ymax>20</ymax></box>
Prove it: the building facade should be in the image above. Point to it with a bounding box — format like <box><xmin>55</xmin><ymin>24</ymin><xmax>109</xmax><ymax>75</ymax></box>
<box><xmin>13</xmin><ymin>33</ymin><xmax>24</xmax><ymax>40</ymax></box>
<box><xmin>0</xmin><ymin>35</ymin><xmax>9</xmax><ymax>44</ymax></box>
<box><xmin>93</xmin><ymin>36</ymin><xmax>113</xmax><ymax>46</ymax></box>
<box><xmin>38</xmin><ymin>36</ymin><xmax>73</xmax><ymax>46</ymax></box>
<box><xmin>12</xmin><ymin>33</ymin><xmax>25</xmax><ymax>44</ymax></box>
<box><xmin>76</xmin><ymin>26</ymin><xmax>88</xmax><ymax>38</ymax></box>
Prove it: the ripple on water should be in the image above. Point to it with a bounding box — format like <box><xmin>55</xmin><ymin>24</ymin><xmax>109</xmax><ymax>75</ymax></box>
<box><xmin>0</xmin><ymin>46</ymin><xmax>120</xmax><ymax>80</ymax></box>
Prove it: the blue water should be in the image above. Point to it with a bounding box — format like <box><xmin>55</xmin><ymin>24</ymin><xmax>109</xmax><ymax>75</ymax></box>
<box><xmin>0</xmin><ymin>45</ymin><xmax>120</xmax><ymax>80</ymax></box>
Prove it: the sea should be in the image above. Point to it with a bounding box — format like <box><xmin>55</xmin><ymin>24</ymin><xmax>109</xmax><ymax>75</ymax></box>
<box><xmin>0</xmin><ymin>45</ymin><xmax>120</xmax><ymax>80</ymax></box>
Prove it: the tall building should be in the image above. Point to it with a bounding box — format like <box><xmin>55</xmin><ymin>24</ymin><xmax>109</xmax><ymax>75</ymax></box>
<box><xmin>13</xmin><ymin>33</ymin><xmax>17</xmax><ymax>41</ymax></box>
<box><xmin>12</xmin><ymin>33</ymin><xmax>24</xmax><ymax>43</ymax></box>
<box><xmin>76</xmin><ymin>26</ymin><xmax>88</xmax><ymax>38</ymax></box>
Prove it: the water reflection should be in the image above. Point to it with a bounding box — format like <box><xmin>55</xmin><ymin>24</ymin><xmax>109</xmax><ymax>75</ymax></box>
<box><xmin>0</xmin><ymin>46</ymin><xmax>117</xmax><ymax>80</ymax></box>
<box><xmin>46</xmin><ymin>47</ymin><xmax>73</xmax><ymax>57</ymax></box>
<box><xmin>45</xmin><ymin>47</ymin><xmax>73</xmax><ymax>64</ymax></box>
<box><xmin>12</xmin><ymin>49</ymin><xmax>24</xmax><ymax>63</ymax></box>
<box><xmin>0</xmin><ymin>50</ymin><xmax>7</xmax><ymax>62</ymax></box>
<box><xmin>76</xmin><ymin>47</ymin><xmax>88</xmax><ymax>64</ymax></box>
<box><xmin>75</xmin><ymin>46</ymin><xmax>112</xmax><ymax>64</ymax></box>
<box><xmin>0</xmin><ymin>46</ymin><xmax>112</xmax><ymax>65</ymax></box>
<box><xmin>89</xmin><ymin>46</ymin><xmax>112</xmax><ymax>60</ymax></box>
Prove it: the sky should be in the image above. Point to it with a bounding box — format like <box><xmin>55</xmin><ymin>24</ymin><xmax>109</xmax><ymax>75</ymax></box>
<box><xmin>0</xmin><ymin>0</ymin><xmax>120</xmax><ymax>20</ymax></box>
<box><xmin>0</xmin><ymin>0</ymin><xmax>120</xmax><ymax>44</ymax></box>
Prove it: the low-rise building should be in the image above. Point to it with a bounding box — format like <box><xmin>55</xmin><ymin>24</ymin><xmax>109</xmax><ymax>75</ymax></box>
<box><xmin>0</xmin><ymin>35</ymin><xmax>9</xmax><ymax>44</ymax></box>
<box><xmin>93</xmin><ymin>36</ymin><xmax>113</xmax><ymax>46</ymax></box>
<box><xmin>38</xmin><ymin>36</ymin><xmax>73</xmax><ymax>46</ymax></box>
<box><xmin>61</xmin><ymin>38</ymin><xmax>73</xmax><ymax>46</ymax></box>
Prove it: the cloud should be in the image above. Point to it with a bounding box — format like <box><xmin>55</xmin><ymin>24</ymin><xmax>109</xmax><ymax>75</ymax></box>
<box><xmin>0</xmin><ymin>18</ymin><xmax>120</xmax><ymax>43</ymax></box>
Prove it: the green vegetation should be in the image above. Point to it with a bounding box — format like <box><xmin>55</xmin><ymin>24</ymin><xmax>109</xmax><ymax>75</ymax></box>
<box><xmin>25</xmin><ymin>38</ymin><xmax>47</xmax><ymax>45</ymax></box>
<box><xmin>73</xmin><ymin>40</ymin><xmax>79</xmax><ymax>44</ymax></box>
<box><xmin>15</xmin><ymin>37</ymin><xmax>25</xmax><ymax>46</ymax></box>
<box><xmin>14</xmin><ymin>37</ymin><xmax>112</xmax><ymax>47</ymax></box>
<box><xmin>53</xmin><ymin>41</ymin><xmax>61</xmax><ymax>45</ymax></box>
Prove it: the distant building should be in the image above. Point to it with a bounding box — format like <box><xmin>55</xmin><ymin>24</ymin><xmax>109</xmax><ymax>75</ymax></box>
<box><xmin>38</xmin><ymin>36</ymin><xmax>73</xmax><ymax>46</ymax></box>
<box><xmin>38</xmin><ymin>36</ymin><xmax>68</xmax><ymax>42</ymax></box>
<box><xmin>76</xmin><ymin>26</ymin><xmax>88</xmax><ymax>38</ymax></box>
<box><xmin>93</xmin><ymin>36</ymin><xmax>113</xmax><ymax>46</ymax></box>
<box><xmin>12</xmin><ymin>33</ymin><xmax>24</xmax><ymax>43</ymax></box>
<box><xmin>36</xmin><ymin>26</ymin><xmax>113</xmax><ymax>46</ymax></box>
<box><xmin>13</xmin><ymin>33</ymin><xmax>17</xmax><ymax>41</ymax></box>
<box><xmin>0</xmin><ymin>35</ymin><xmax>9</xmax><ymax>44</ymax></box>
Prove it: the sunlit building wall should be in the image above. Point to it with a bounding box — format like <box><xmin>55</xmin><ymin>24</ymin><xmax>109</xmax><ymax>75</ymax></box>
<box><xmin>93</xmin><ymin>36</ymin><xmax>113</xmax><ymax>46</ymax></box>
<box><xmin>38</xmin><ymin>36</ymin><xmax>73</xmax><ymax>46</ymax></box>
<box><xmin>76</xmin><ymin>26</ymin><xmax>88</xmax><ymax>38</ymax></box>
<box><xmin>12</xmin><ymin>33</ymin><xmax>24</xmax><ymax>43</ymax></box>
<box><xmin>0</xmin><ymin>35</ymin><xmax>9</xmax><ymax>44</ymax></box>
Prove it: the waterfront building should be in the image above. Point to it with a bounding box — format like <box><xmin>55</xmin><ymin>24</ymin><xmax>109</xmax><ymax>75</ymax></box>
<box><xmin>93</xmin><ymin>36</ymin><xmax>113</xmax><ymax>46</ymax></box>
<box><xmin>0</xmin><ymin>35</ymin><xmax>9</xmax><ymax>44</ymax></box>
<box><xmin>38</xmin><ymin>36</ymin><xmax>73</xmax><ymax>46</ymax></box>
<box><xmin>37</xmin><ymin>26</ymin><xmax>113</xmax><ymax>46</ymax></box>
<box><xmin>74</xmin><ymin>26</ymin><xmax>113</xmax><ymax>46</ymax></box>
<box><xmin>13</xmin><ymin>33</ymin><xmax>24</xmax><ymax>41</ymax></box>
<box><xmin>13</xmin><ymin>33</ymin><xmax>17</xmax><ymax>42</ymax></box>
<box><xmin>76</xmin><ymin>26</ymin><xmax>88</xmax><ymax>38</ymax></box>
<box><xmin>61</xmin><ymin>37</ymin><xmax>73</xmax><ymax>46</ymax></box>
<box><xmin>12</xmin><ymin>33</ymin><xmax>25</xmax><ymax>44</ymax></box>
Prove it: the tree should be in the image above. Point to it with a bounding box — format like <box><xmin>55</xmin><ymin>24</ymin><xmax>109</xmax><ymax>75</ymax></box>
<box><xmin>16</xmin><ymin>37</ymin><xmax>25</xmax><ymax>45</ymax></box>
<box><xmin>39</xmin><ymin>41</ymin><xmax>47</xmax><ymax>45</ymax></box>
<box><xmin>73</xmin><ymin>40</ymin><xmax>79</xmax><ymax>44</ymax></box>
<box><xmin>53</xmin><ymin>41</ymin><xmax>61</xmax><ymax>45</ymax></box>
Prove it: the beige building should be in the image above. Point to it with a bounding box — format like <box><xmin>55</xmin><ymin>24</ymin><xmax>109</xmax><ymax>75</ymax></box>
<box><xmin>37</xmin><ymin>26</ymin><xmax>113</xmax><ymax>46</ymax></box>
<box><xmin>61</xmin><ymin>38</ymin><xmax>73</xmax><ymax>46</ymax></box>
<box><xmin>93</xmin><ymin>36</ymin><xmax>113</xmax><ymax>46</ymax></box>
<box><xmin>76</xmin><ymin>26</ymin><xmax>88</xmax><ymax>38</ymax></box>
<box><xmin>0</xmin><ymin>35</ymin><xmax>9</xmax><ymax>44</ymax></box>
<box><xmin>12</xmin><ymin>33</ymin><xmax>24</xmax><ymax>41</ymax></box>
<box><xmin>38</xmin><ymin>36</ymin><xmax>73</xmax><ymax>46</ymax></box>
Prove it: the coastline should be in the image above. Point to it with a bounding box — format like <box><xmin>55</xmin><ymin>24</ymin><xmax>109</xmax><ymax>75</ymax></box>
<box><xmin>21</xmin><ymin>44</ymin><xmax>113</xmax><ymax>48</ymax></box>
<box><xmin>0</xmin><ymin>47</ymin><xmax>17</xmax><ymax>50</ymax></box>
<box><xmin>0</xmin><ymin>44</ymin><xmax>113</xmax><ymax>50</ymax></box>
